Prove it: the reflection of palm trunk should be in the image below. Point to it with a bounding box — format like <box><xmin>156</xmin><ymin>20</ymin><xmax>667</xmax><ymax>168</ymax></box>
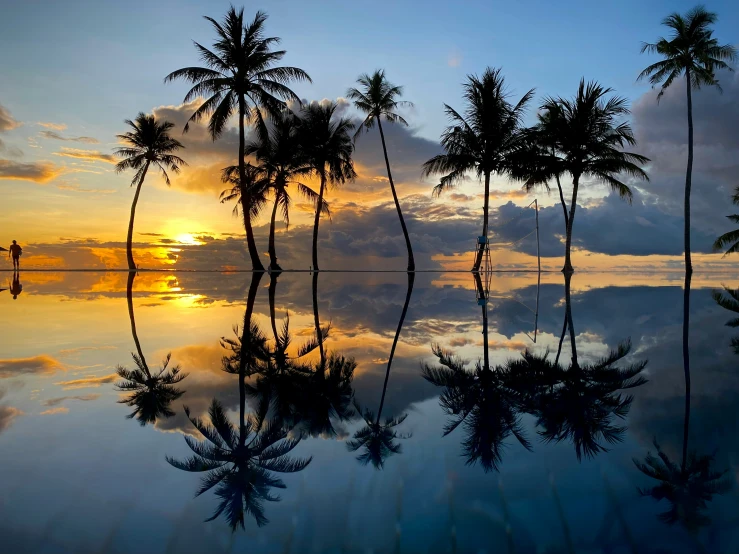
<box><xmin>240</xmin><ymin>272</ymin><xmax>264</xmax><ymax>445</ymax></box>
<box><xmin>473</xmin><ymin>272</ymin><xmax>489</xmax><ymax>371</ymax></box>
<box><xmin>682</xmin><ymin>269</ymin><xmax>692</xmax><ymax>471</ymax></box>
<box><xmin>376</xmin><ymin>272</ymin><xmax>415</xmax><ymax>424</ymax></box>
<box><xmin>312</xmin><ymin>270</ymin><xmax>325</xmax><ymax>371</ymax></box>
<box><xmin>564</xmin><ymin>272</ymin><xmax>578</xmax><ymax>367</ymax></box>
<box><xmin>473</xmin><ymin>172</ymin><xmax>491</xmax><ymax>271</ymax></box>
<box><xmin>126</xmin><ymin>272</ymin><xmax>150</xmax><ymax>378</ymax></box>
<box><xmin>555</xmin><ymin>312</ymin><xmax>567</xmax><ymax>367</ymax></box>
<box><xmin>269</xmin><ymin>272</ymin><xmax>279</xmax><ymax>342</ymax></box>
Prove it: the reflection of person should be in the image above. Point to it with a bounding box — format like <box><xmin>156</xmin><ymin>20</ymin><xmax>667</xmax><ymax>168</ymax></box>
<box><xmin>9</xmin><ymin>272</ymin><xmax>22</xmax><ymax>300</ymax></box>
<box><xmin>8</xmin><ymin>240</ymin><xmax>22</xmax><ymax>270</ymax></box>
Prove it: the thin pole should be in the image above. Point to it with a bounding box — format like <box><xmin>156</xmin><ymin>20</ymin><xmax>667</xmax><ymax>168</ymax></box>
<box><xmin>535</xmin><ymin>199</ymin><xmax>541</xmax><ymax>274</ymax></box>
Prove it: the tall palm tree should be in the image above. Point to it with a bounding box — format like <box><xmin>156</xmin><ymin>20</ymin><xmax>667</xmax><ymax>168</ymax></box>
<box><xmin>524</xmin><ymin>81</ymin><xmax>649</xmax><ymax>273</ymax></box>
<box><xmin>115</xmin><ymin>272</ymin><xmax>187</xmax><ymax>425</ymax></box>
<box><xmin>167</xmin><ymin>397</ymin><xmax>312</xmax><ymax>529</ymax></box>
<box><xmin>638</xmin><ymin>6</ymin><xmax>736</xmax><ymax>275</ymax></box>
<box><xmin>165</xmin><ymin>7</ymin><xmax>312</xmax><ymax>271</ymax></box>
<box><xmin>348</xmin><ymin>70</ymin><xmax>416</xmax><ymax>271</ymax></box>
<box><xmin>298</xmin><ymin>102</ymin><xmax>356</xmax><ymax>271</ymax></box>
<box><xmin>246</xmin><ymin>110</ymin><xmax>326</xmax><ymax>271</ymax></box>
<box><xmin>114</xmin><ymin>114</ymin><xmax>186</xmax><ymax>271</ymax></box>
<box><xmin>422</xmin><ymin>68</ymin><xmax>534</xmax><ymax>272</ymax></box>
<box><xmin>712</xmin><ymin>285</ymin><xmax>739</xmax><ymax>354</ymax></box>
<box><xmin>347</xmin><ymin>272</ymin><xmax>415</xmax><ymax>468</ymax></box>
<box><xmin>220</xmin><ymin>163</ymin><xmax>270</xmax><ymax>253</ymax></box>
<box><xmin>713</xmin><ymin>186</ymin><xmax>739</xmax><ymax>257</ymax></box>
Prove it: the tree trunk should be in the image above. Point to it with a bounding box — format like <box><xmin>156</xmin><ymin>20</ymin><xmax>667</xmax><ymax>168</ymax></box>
<box><xmin>126</xmin><ymin>161</ymin><xmax>150</xmax><ymax>271</ymax></box>
<box><xmin>126</xmin><ymin>271</ymin><xmax>150</xmax><ymax>378</ymax></box>
<box><xmin>555</xmin><ymin>312</ymin><xmax>567</xmax><ymax>367</ymax></box>
<box><xmin>238</xmin><ymin>95</ymin><xmax>264</xmax><ymax>272</ymax></box>
<box><xmin>682</xmin><ymin>267</ymin><xmax>692</xmax><ymax>472</ymax></box>
<box><xmin>268</xmin><ymin>194</ymin><xmax>282</xmax><ymax>271</ymax></box>
<box><xmin>562</xmin><ymin>174</ymin><xmax>580</xmax><ymax>274</ymax></box>
<box><xmin>240</xmin><ymin>271</ymin><xmax>264</xmax><ymax>445</ymax></box>
<box><xmin>269</xmin><ymin>272</ymin><xmax>279</xmax><ymax>342</ymax></box>
<box><xmin>312</xmin><ymin>173</ymin><xmax>326</xmax><ymax>271</ymax></box>
<box><xmin>377</xmin><ymin>119</ymin><xmax>415</xmax><ymax>271</ymax></box>
<box><xmin>474</xmin><ymin>272</ymin><xmax>490</xmax><ymax>371</ymax></box>
<box><xmin>376</xmin><ymin>271</ymin><xmax>415</xmax><ymax>424</ymax></box>
<box><xmin>564</xmin><ymin>271</ymin><xmax>578</xmax><ymax>368</ymax></box>
<box><xmin>312</xmin><ymin>269</ymin><xmax>325</xmax><ymax>372</ymax></box>
<box><xmin>473</xmin><ymin>171</ymin><xmax>491</xmax><ymax>271</ymax></box>
<box><xmin>555</xmin><ymin>173</ymin><xmax>569</xmax><ymax>230</ymax></box>
<box><xmin>684</xmin><ymin>72</ymin><xmax>694</xmax><ymax>276</ymax></box>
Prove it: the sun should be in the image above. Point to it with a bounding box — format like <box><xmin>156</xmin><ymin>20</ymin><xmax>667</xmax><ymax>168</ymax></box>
<box><xmin>175</xmin><ymin>233</ymin><xmax>201</xmax><ymax>245</ymax></box>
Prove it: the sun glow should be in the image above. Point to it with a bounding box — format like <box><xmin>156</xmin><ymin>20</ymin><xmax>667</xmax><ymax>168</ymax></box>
<box><xmin>175</xmin><ymin>233</ymin><xmax>201</xmax><ymax>246</ymax></box>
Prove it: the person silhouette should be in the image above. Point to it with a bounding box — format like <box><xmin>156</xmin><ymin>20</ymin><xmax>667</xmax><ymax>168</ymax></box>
<box><xmin>8</xmin><ymin>240</ymin><xmax>22</xmax><ymax>270</ymax></box>
<box><xmin>10</xmin><ymin>271</ymin><xmax>22</xmax><ymax>300</ymax></box>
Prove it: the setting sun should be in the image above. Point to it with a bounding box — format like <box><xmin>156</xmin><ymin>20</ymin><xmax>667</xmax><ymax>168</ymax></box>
<box><xmin>174</xmin><ymin>233</ymin><xmax>201</xmax><ymax>245</ymax></box>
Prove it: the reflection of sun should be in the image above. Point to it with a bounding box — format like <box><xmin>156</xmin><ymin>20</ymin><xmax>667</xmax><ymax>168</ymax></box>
<box><xmin>175</xmin><ymin>233</ymin><xmax>201</xmax><ymax>245</ymax></box>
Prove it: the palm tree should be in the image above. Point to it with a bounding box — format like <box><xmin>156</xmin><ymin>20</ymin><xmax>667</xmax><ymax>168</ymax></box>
<box><xmin>246</xmin><ymin>110</ymin><xmax>326</xmax><ymax>271</ymax></box>
<box><xmin>524</xmin><ymin>81</ymin><xmax>649</xmax><ymax>273</ymax></box>
<box><xmin>165</xmin><ymin>7</ymin><xmax>312</xmax><ymax>271</ymax></box>
<box><xmin>115</xmin><ymin>272</ymin><xmax>187</xmax><ymax>425</ymax></box>
<box><xmin>422</xmin><ymin>68</ymin><xmax>534</xmax><ymax>272</ymax></box>
<box><xmin>348</xmin><ymin>70</ymin><xmax>416</xmax><ymax>271</ymax></box>
<box><xmin>713</xmin><ymin>186</ymin><xmax>739</xmax><ymax>257</ymax></box>
<box><xmin>638</xmin><ymin>6</ymin><xmax>737</xmax><ymax>275</ymax></box>
<box><xmin>712</xmin><ymin>285</ymin><xmax>739</xmax><ymax>354</ymax></box>
<box><xmin>114</xmin><ymin>114</ymin><xmax>186</xmax><ymax>270</ymax></box>
<box><xmin>298</xmin><ymin>102</ymin><xmax>356</xmax><ymax>271</ymax></box>
<box><xmin>166</xmin><ymin>398</ymin><xmax>312</xmax><ymax>529</ymax></box>
<box><xmin>347</xmin><ymin>272</ymin><xmax>415</xmax><ymax>468</ymax></box>
<box><xmin>220</xmin><ymin>163</ymin><xmax>270</xmax><ymax>250</ymax></box>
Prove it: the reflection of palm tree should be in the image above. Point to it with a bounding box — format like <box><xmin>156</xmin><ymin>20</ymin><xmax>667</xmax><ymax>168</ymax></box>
<box><xmin>348</xmin><ymin>70</ymin><xmax>416</xmax><ymax>271</ymax></box>
<box><xmin>713</xmin><ymin>187</ymin><xmax>739</xmax><ymax>257</ymax></box>
<box><xmin>165</xmin><ymin>7</ymin><xmax>311</xmax><ymax>271</ymax></box>
<box><xmin>348</xmin><ymin>272</ymin><xmax>415</xmax><ymax>468</ymax></box>
<box><xmin>635</xmin><ymin>269</ymin><xmax>731</xmax><ymax>531</ymax></box>
<box><xmin>422</xmin><ymin>68</ymin><xmax>534</xmax><ymax>272</ymax></box>
<box><xmin>114</xmin><ymin>114</ymin><xmax>186</xmax><ymax>270</ymax></box>
<box><xmin>115</xmin><ymin>272</ymin><xmax>187</xmax><ymax>425</ymax></box>
<box><xmin>167</xmin><ymin>397</ymin><xmax>311</xmax><ymax>530</ymax></box>
<box><xmin>712</xmin><ymin>285</ymin><xmax>739</xmax><ymax>354</ymax></box>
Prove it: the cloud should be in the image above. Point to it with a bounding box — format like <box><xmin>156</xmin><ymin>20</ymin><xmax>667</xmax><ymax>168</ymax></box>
<box><xmin>39</xmin><ymin>130</ymin><xmax>99</xmax><ymax>144</ymax></box>
<box><xmin>0</xmin><ymin>103</ymin><xmax>21</xmax><ymax>132</ymax></box>
<box><xmin>38</xmin><ymin>122</ymin><xmax>67</xmax><ymax>131</ymax></box>
<box><xmin>55</xmin><ymin>183</ymin><xmax>116</xmax><ymax>194</ymax></box>
<box><xmin>0</xmin><ymin>406</ymin><xmax>23</xmax><ymax>433</ymax></box>
<box><xmin>40</xmin><ymin>407</ymin><xmax>69</xmax><ymax>415</ymax></box>
<box><xmin>54</xmin><ymin>373</ymin><xmax>118</xmax><ymax>390</ymax></box>
<box><xmin>0</xmin><ymin>355</ymin><xmax>66</xmax><ymax>378</ymax></box>
<box><xmin>53</xmin><ymin>147</ymin><xmax>116</xmax><ymax>164</ymax></box>
<box><xmin>59</xmin><ymin>346</ymin><xmax>118</xmax><ymax>356</ymax></box>
<box><xmin>40</xmin><ymin>394</ymin><xmax>100</xmax><ymax>407</ymax></box>
<box><xmin>0</xmin><ymin>159</ymin><xmax>63</xmax><ymax>183</ymax></box>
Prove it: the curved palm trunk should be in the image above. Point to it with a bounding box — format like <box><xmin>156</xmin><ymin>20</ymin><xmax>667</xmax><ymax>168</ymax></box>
<box><xmin>268</xmin><ymin>194</ymin><xmax>282</xmax><ymax>272</ymax></box>
<box><xmin>312</xmin><ymin>173</ymin><xmax>326</xmax><ymax>271</ymax></box>
<box><xmin>564</xmin><ymin>272</ymin><xmax>578</xmax><ymax>367</ymax></box>
<box><xmin>238</xmin><ymin>95</ymin><xmax>264</xmax><ymax>272</ymax></box>
<box><xmin>562</xmin><ymin>174</ymin><xmax>580</xmax><ymax>274</ymax></box>
<box><xmin>126</xmin><ymin>160</ymin><xmax>150</xmax><ymax>271</ymax></box>
<box><xmin>555</xmin><ymin>173</ymin><xmax>569</xmax><ymax>229</ymax></box>
<box><xmin>239</xmin><ymin>271</ymin><xmax>264</xmax><ymax>445</ymax></box>
<box><xmin>473</xmin><ymin>272</ymin><xmax>490</xmax><ymax>371</ymax></box>
<box><xmin>312</xmin><ymin>269</ymin><xmax>325</xmax><ymax>372</ymax></box>
<box><xmin>682</xmin><ymin>268</ymin><xmax>692</xmax><ymax>471</ymax></box>
<box><xmin>473</xmin><ymin>171</ymin><xmax>491</xmax><ymax>272</ymax></box>
<box><xmin>377</xmin><ymin>119</ymin><xmax>415</xmax><ymax>271</ymax></box>
<box><xmin>376</xmin><ymin>271</ymin><xmax>415</xmax><ymax>424</ymax></box>
<box><xmin>126</xmin><ymin>271</ymin><xmax>150</xmax><ymax>378</ymax></box>
<box><xmin>269</xmin><ymin>272</ymin><xmax>279</xmax><ymax>342</ymax></box>
<box><xmin>684</xmin><ymin>71</ymin><xmax>694</xmax><ymax>276</ymax></box>
<box><xmin>555</xmin><ymin>312</ymin><xmax>568</xmax><ymax>367</ymax></box>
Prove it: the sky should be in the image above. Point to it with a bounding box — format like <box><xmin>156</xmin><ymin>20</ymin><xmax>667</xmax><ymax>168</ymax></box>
<box><xmin>0</xmin><ymin>0</ymin><xmax>738</xmax><ymax>271</ymax></box>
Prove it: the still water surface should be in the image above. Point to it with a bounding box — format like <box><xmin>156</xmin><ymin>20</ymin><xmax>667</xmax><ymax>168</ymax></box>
<box><xmin>1</xmin><ymin>270</ymin><xmax>738</xmax><ymax>553</ymax></box>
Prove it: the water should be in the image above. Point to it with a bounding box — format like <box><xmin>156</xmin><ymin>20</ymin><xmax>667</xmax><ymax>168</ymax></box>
<box><xmin>1</xmin><ymin>270</ymin><xmax>738</xmax><ymax>553</ymax></box>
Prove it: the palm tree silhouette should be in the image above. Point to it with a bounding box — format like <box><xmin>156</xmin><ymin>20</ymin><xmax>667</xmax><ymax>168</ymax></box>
<box><xmin>634</xmin><ymin>269</ymin><xmax>731</xmax><ymax>532</ymax></box>
<box><xmin>298</xmin><ymin>102</ymin><xmax>357</xmax><ymax>271</ymax></box>
<box><xmin>219</xmin><ymin>163</ymin><xmax>270</xmax><ymax>248</ymax></box>
<box><xmin>165</xmin><ymin>7</ymin><xmax>311</xmax><ymax>271</ymax></box>
<box><xmin>713</xmin><ymin>186</ymin><xmax>739</xmax><ymax>257</ymax></box>
<box><xmin>246</xmin><ymin>109</ymin><xmax>326</xmax><ymax>271</ymax></box>
<box><xmin>115</xmin><ymin>272</ymin><xmax>187</xmax><ymax>425</ymax></box>
<box><xmin>524</xmin><ymin>81</ymin><xmax>649</xmax><ymax>273</ymax></box>
<box><xmin>639</xmin><ymin>6</ymin><xmax>737</xmax><ymax>275</ymax></box>
<box><xmin>114</xmin><ymin>114</ymin><xmax>186</xmax><ymax>271</ymax></box>
<box><xmin>347</xmin><ymin>272</ymin><xmax>415</xmax><ymax>468</ymax></box>
<box><xmin>422</xmin><ymin>68</ymin><xmax>534</xmax><ymax>272</ymax></box>
<box><xmin>712</xmin><ymin>285</ymin><xmax>739</xmax><ymax>354</ymax></box>
<box><xmin>348</xmin><ymin>70</ymin><xmax>416</xmax><ymax>271</ymax></box>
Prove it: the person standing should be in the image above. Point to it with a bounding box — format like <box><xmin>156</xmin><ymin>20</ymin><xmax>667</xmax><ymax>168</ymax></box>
<box><xmin>8</xmin><ymin>240</ymin><xmax>21</xmax><ymax>270</ymax></box>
